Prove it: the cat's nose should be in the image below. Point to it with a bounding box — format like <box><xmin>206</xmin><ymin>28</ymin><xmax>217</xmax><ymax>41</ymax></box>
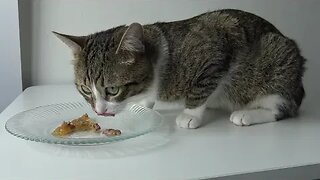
<box><xmin>97</xmin><ymin>111</ymin><xmax>106</xmax><ymax>116</ymax></box>
<box><xmin>95</xmin><ymin>108</ymin><xmax>107</xmax><ymax>115</ymax></box>
<box><xmin>94</xmin><ymin>103</ymin><xmax>107</xmax><ymax>115</ymax></box>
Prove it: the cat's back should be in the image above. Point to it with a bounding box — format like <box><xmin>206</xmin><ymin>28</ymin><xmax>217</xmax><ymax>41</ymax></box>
<box><xmin>203</xmin><ymin>10</ymin><xmax>280</xmax><ymax>34</ymax></box>
<box><xmin>155</xmin><ymin>9</ymin><xmax>282</xmax><ymax>44</ymax></box>
<box><xmin>154</xmin><ymin>9</ymin><xmax>285</xmax><ymax>102</ymax></box>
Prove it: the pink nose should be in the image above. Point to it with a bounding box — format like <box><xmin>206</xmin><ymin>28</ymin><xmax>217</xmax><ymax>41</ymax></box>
<box><xmin>94</xmin><ymin>108</ymin><xmax>106</xmax><ymax>115</ymax></box>
<box><xmin>97</xmin><ymin>112</ymin><xmax>105</xmax><ymax>115</ymax></box>
<box><xmin>93</xmin><ymin>108</ymin><xmax>115</xmax><ymax>116</ymax></box>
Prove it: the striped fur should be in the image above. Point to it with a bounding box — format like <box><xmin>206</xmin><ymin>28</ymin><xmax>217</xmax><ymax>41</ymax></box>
<box><xmin>54</xmin><ymin>9</ymin><xmax>306</xmax><ymax>128</ymax></box>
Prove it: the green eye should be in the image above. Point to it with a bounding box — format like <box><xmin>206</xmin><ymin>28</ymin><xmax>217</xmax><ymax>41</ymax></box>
<box><xmin>106</xmin><ymin>87</ymin><xmax>119</xmax><ymax>96</ymax></box>
<box><xmin>81</xmin><ymin>85</ymin><xmax>91</xmax><ymax>95</ymax></box>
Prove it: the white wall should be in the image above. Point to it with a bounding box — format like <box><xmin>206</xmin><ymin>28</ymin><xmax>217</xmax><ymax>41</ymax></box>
<box><xmin>0</xmin><ymin>0</ymin><xmax>22</xmax><ymax>112</ymax></box>
<box><xmin>19</xmin><ymin>0</ymin><xmax>320</xmax><ymax>102</ymax></box>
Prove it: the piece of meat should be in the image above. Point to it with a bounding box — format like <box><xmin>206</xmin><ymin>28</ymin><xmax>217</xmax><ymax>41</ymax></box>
<box><xmin>52</xmin><ymin>113</ymin><xmax>100</xmax><ymax>137</ymax></box>
<box><xmin>102</xmin><ymin>129</ymin><xmax>122</xmax><ymax>136</ymax></box>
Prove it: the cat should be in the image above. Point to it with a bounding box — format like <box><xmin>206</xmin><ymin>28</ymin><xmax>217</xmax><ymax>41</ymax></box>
<box><xmin>54</xmin><ymin>9</ymin><xmax>305</xmax><ymax>129</ymax></box>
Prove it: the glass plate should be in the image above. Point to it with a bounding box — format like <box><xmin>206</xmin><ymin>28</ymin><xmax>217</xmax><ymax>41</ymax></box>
<box><xmin>5</xmin><ymin>102</ymin><xmax>163</xmax><ymax>145</ymax></box>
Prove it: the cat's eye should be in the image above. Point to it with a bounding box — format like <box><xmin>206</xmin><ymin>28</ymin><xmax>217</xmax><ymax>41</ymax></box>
<box><xmin>81</xmin><ymin>85</ymin><xmax>91</xmax><ymax>95</ymax></box>
<box><xmin>106</xmin><ymin>87</ymin><xmax>119</xmax><ymax>96</ymax></box>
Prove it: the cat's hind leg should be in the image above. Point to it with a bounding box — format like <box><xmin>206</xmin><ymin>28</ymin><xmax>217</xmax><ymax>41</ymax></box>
<box><xmin>230</xmin><ymin>109</ymin><xmax>276</xmax><ymax>126</ymax></box>
<box><xmin>230</xmin><ymin>94</ymin><xmax>296</xmax><ymax>126</ymax></box>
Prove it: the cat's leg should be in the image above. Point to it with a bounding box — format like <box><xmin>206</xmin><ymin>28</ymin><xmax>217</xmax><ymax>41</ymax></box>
<box><xmin>137</xmin><ymin>99</ymin><xmax>155</xmax><ymax>109</ymax></box>
<box><xmin>176</xmin><ymin>102</ymin><xmax>207</xmax><ymax>129</ymax></box>
<box><xmin>176</xmin><ymin>71</ymin><xmax>217</xmax><ymax>129</ymax></box>
<box><xmin>176</xmin><ymin>83</ymin><xmax>225</xmax><ymax>128</ymax></box>
<box><xmin>134</xmin><ymin>90</ymin><xmax>157</xmax><ymax>109</ymax></box>
<box><xmin>230</xmin><ymin>94</ymin><xmax>296</xmax><ymax>126</ymax></box>
<box><xmin>230</xmin><ymin>109</ymin><xmax>276</xmax><ymax>126</ymax></box>
<box><xmin>174</xmin><ymin>30</ymin><xmax>228</xmax><ymax>128</ymax></box>
<box><xmin>175</xmin><ymin>63</ymin><xmax>225</xmax><ymax>128</ymax></box>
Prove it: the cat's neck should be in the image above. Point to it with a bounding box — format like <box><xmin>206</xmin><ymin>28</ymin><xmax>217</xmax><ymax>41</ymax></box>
<box><xmin>141</xmin><ymin>25</ymin><xmax>169</xmax><ymax>100</ymax></box>
<box><xmin>143</xmin><ymin>25</ymin><xmax>169</xmax><ymax>67</ymax></box>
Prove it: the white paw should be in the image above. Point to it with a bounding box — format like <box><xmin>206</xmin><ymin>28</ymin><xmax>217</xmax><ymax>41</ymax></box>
<box><xmin>230</xmin><ymin>110</ymin><xmax>253</xmax><ymax>126</ymax></box>
<box><xmin>176</xmin><ymin>112</ymin><xmax>202</xmax><ymax>129</ymax></box>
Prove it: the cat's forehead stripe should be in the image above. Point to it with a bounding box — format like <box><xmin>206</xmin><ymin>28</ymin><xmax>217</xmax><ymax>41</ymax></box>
<box><xmin>92</xmin><ymin>83</ymin><xmax>101</xmax><ymax>98</ymax></box>
<box><xmin>100</xmin><ymin>73</ymin><xmax>105</xmax><ymax>87</ymax></box>
<box><xmin>94</xmin><ymin>70</ymin><xmax>102</xmax><ymax>84</ymax></box>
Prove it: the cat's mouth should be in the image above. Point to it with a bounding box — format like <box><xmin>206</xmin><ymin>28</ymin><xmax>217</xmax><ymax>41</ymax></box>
<box><xmin>93</xmin><ymin>109</ymin><xmax>116</xmax><ymax>117</ymax></box>
<box><xmin>97</xmin><ymin>112</ymin><xmax>115</xmax><ymax>117</ymax></box>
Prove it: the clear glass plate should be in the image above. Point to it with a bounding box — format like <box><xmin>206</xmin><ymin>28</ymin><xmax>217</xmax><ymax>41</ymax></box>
<box><xmin>5</xmin><ymin>102</ymin><xmax>163</xmax><ymax>145</ymax></box>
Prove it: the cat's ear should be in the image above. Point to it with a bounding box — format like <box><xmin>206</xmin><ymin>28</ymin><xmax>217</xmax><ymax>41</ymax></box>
<box><xmin>116</xmin><ymin>23</ymin><xmax>145</xmax><ymax>54</ymax></box>
<box><xmin>52</xmin><ymin>31</ymin><xmax>86</xmax><ymax>54</ymax></box>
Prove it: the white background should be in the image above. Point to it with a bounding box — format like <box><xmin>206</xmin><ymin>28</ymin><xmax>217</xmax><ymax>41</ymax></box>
<box><xmin>19</xmin><ymin>0</ymin><xmax>320</xmax><ymax>102</ymax></box>
<box><xmin>0</xmin><ymin>0</ymin><xmax>22</xmax><ymax>112</ymax></box>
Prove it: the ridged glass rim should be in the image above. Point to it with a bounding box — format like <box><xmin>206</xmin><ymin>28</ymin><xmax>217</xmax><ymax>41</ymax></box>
<box><xmin>5</xmin><ymin>102</ymin><xmax>163</xmax><ymax>146</ymax></box>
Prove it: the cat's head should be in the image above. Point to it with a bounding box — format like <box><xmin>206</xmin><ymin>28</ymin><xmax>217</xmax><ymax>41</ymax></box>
<box><xmin>54</xmin><ymin>23</ymin><xmax>153</xmax><ymax>116</ymax></box>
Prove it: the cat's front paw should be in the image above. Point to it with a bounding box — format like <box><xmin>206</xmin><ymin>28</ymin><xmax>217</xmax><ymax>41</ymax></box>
<box><xmin>176</xmin><ymin>112</ymin><xmax>202</xmax><ymax>129</ymax></box>
<box><xmin>230</xmin><ymin>110</ymin><xmax>253</xmax><ymax>126</ymax></box>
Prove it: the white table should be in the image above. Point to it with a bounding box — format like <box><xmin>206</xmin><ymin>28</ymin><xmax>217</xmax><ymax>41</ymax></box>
<box><xmin>1</xmin><ymin>85</ymin><xmax>320</xmax><ymax>180</ymax></box>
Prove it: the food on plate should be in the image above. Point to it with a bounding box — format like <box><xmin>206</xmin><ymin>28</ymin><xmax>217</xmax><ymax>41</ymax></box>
<box><xmin>102</xmin><ymin>128</ymin><xmax>122</xmax><ymax>136</ymax></box>
<box><xmin>52</xmin><ymin>113</ymin><xmax>101</xmax><ymax>137</ymax></box>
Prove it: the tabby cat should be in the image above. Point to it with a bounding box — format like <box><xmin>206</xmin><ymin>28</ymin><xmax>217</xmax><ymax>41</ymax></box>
<box><xmin>54</xmin><ymin>9</ymin><xmax>305</xmax><ymax>128</ymax></box>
